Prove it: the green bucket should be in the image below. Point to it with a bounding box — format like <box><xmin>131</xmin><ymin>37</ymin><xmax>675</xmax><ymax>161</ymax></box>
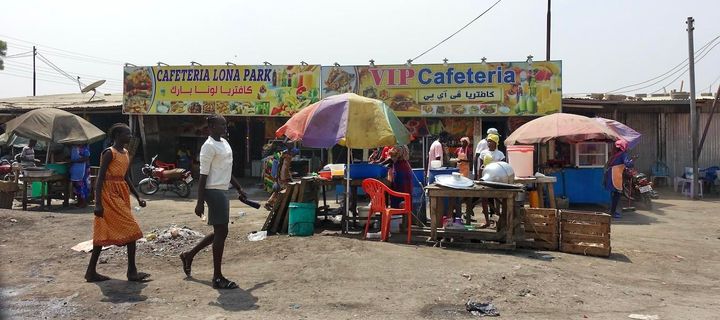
<box><xmin>31</xmin><ymin>182</ymin><xmax>44</xmax><ymax>197</ymax></box>
<box><xmin>288</xmin><ymin>202</ymin><xmax>316</xmax><ymax>237</ymax></box>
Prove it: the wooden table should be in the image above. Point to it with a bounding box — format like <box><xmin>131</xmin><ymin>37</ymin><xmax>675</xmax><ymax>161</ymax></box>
<box><xmin>19</xmin><ymin>174</ymin><xmax>70</xmax><ymax>210</ymax></box>
<box><xmin>424</xmin><ymin>184</ymin><xmax>523</xmax><ymax>247</ymax></box>
<box><xmin>515</xmin><ymin>176</ymin><xmax>557</xmax><ymax>208</ymax></box>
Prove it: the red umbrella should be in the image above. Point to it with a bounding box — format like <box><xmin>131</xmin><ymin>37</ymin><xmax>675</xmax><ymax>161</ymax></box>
<box><xmin>505</xmin><ymin>113</ymin><xmax>620</xmax><ymax>145</ymax></box>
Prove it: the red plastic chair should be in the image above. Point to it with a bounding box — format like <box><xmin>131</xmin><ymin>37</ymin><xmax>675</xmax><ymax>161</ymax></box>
<box><xmin>361</xmin><ymin>178</ymin><xmax>412</xmax><ymax>243</ymax></box>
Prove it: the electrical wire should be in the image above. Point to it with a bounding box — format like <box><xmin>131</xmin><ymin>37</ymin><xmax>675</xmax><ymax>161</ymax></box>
<box><xmin>410</xmin><ymin>0</ymin><xmax>502</xmax><ymax>62</ymax></box>
<box><xmin>9</xmin><ymin>60</ymin><xmax>124</xmax><ymax>85</ymax></box>
<box><xmin>701</xmin><ymin>73</ymin><xmax>720</xmax><ymax>93</ymax></box>
<box><xmin>0</xmin><ymin>34</ymin><xmax>125</xmax><ymax>64</ymax></box>
<box><xmin>2</xmin><ymin>65</ymin><xmax>123</xmax><ymax>91</ymax></box>
<box><xmin>0</xmin><ymin>71</ymin><xmax>90</xmax><ymax>87</ymax></box>
<box><xmin>606</xmin><ymin>34</ymin><xmax>720</xmax><ymax>94</ymax></box>
<box><xmin>3</xmin><ymin>50</ymin><xmax>33</xmax><ymax>58</ymax></box>
<box><xmin>646</xmin><ymin>39</ymin><xmax>720</xmax><ymax>94</ymax></box>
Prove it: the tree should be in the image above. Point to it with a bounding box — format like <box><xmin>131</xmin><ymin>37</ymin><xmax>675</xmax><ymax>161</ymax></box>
<box><xmin>0</xmin><ymin>40</ymin><xmax>6</xmax><ymax>70</ymax></box>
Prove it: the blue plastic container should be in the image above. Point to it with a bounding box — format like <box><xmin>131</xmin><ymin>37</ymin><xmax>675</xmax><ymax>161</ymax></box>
<box><xmin>347</xmin><ymin>163</ymin><xmax>388</xmax><ymax>180</ymax></box>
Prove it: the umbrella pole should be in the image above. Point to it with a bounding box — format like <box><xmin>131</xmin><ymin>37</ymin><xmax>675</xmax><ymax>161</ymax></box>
<box><xmin>346</xmin><ymin>146</ymin><xmax>351</xmax><ymax>233</ymax></box>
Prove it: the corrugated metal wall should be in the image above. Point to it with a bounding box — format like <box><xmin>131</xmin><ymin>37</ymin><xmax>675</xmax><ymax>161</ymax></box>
<box><xmin>667</xmin><ymin>113</ymin><xmax>720</xmax><ymax>178</ymax></box>
<box><xmin>623</xmin><ymin>113</ymin><xmax>659</xmax><ymax>175</ymax></box>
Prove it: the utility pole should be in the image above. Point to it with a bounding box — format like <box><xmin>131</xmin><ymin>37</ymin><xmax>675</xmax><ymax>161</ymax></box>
<box><xmin>686</xmin><ymin>17</ymin><xmax>699</xmax><ymax>199</ymax></box>
<box><xmin>546</xmin><ymin>0</ymin><xmax>551</xmax><ymax>61</ymax></box>
<box><xmin>32</xmin><ymin>46</ymin><xmax>36</xmax><ymax>96</ymax></box>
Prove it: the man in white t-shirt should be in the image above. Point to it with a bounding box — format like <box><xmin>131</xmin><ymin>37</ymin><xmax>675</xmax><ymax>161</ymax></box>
<box><xmin>427</xmin><ymin>132</ymin><xmax>448</xmax><ymax>172</ymax></box>
<box><xmin>181</xmin><ymin>115</ymin><xmax>247</xmax><ymax>290</ymax></box>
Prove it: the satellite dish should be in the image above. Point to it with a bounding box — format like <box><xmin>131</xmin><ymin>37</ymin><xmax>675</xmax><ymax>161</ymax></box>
<box><xmin>81</xmin><ymin>80</ymin><xmax>106</xmax><ymax>93</ymax></box>
<box><xmin>81</xmin><ymin>80</ymin><xmax>106</xmax><ymax>102</ymax></box>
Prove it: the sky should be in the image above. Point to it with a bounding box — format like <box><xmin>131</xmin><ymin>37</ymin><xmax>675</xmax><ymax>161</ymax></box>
<box><xmin>1</xmin><ymin>0</ymin><xmax>719</xmax><ymax>98</ymax></box>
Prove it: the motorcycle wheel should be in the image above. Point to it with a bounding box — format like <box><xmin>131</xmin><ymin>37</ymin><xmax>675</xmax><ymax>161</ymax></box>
<box><xmin>174</xmin><ymin>180</ymin><xmax>191</xmax><ymax>198</ymax></box>
<box><xmin>139</xmin><ymin>179</ymin><xmax>159</xmax><ymax>195</ymax></box>
<box><xmin>641</xmin><ymin>194</ymin><xmax>653</xmax><ymax>210</ymax></box>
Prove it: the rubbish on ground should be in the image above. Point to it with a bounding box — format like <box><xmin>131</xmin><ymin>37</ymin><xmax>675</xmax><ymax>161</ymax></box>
<box><xmin>366</xmin><ymin>232</ymin><xmax>381</xmax><ymax>239</ymax></box>
<box><xmin>466</xmin><ymin>300</ymin><xmax>499</xmax><ymax>317</ymax></box>
<box><xmin>248</xmin><ymin>231</ymin><xmax>267</xmax><ymax>241</ymax></box>
<box><xmin>146</xmin><ymin>233</ymin><xmax>157</xmax><ymax>241</ymax></box>
<box><xmin>461</xmin><ymin>273</ymin><xmax>472</xmax><ymax>281</ymax></box>
<box><xmin>518</xmin><ymin>288</ymin><xmax>532</xmax><ymax>297</ymax></box>
<box><xmin>289</xmin><ymin>303</ymin><xmax>301</xmax><ymax>310</ymax></box>
<box><xmin>70</xmin><ymin>240</ymin><xmax>111</xmax><ymax>253</ymax></box>
<box><xmin>628</xmin><ymin>314</ymin><xmax>659</xmax><ymax>320</ymax></box>
<box><xmin>9</xmin><ymin>218</ymin><xmax>17</xmax><ymax>223</ymax></box>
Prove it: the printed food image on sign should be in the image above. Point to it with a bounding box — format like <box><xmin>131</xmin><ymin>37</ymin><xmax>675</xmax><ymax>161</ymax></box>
<box><xmin>123</xmin><ymin>65</ymin><xmax>321</xmax><ymax>116</ymax></box>
<box><xmin>321</xmin><ymin>61</ymin><xmax>562</xmax><ymax>117</ymax></box>
<box><xmin>123</xmin><ymin>67</ymin><xmax>154</xmax><ymax>114</ymax></box>
<box><xmin>322</xmin><ymin>66</ymin><xmax>356</xmax><ymax>95</ymax></box>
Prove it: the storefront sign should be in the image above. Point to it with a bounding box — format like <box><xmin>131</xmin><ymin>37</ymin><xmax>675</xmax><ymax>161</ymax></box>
<box><xmin>123</xmin><ymin>65</ymin><xmax>321</xmax><ymax>116</ymax></box>
<box><xmin>321</xmin><ymin>61</ymin><xmax>562</xmax><ymax>117</ymax></box>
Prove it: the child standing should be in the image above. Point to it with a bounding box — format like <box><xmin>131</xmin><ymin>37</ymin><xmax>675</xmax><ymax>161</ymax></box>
<box><xmin>84</xmin><ymin>123</ymin><xmax>149</xmax><ymax>282</ymax></box>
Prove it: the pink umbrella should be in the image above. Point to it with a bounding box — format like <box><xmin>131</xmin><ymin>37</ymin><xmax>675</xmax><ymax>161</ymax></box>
<box><xmin>505</xmin><ymin>113</ymin><xmax>620</xmax><ymax>145</ymax></box>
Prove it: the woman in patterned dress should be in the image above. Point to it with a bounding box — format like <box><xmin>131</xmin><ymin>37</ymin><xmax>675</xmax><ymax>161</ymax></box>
<box><xmin>84</xmin><ymin>123</ymin><xmax>149</xmax><ymax>283</ymax></box>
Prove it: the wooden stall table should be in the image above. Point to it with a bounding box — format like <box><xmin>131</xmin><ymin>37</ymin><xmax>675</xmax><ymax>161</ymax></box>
<box><xmin>19</xmin><ymin>174</ymin><xmax>71</xmax><ymax>211</ymax></box>
<box><xmin>515</xmin><ymin>176</ymin><xmax>557</xmax><ymax>208</ymax></box>
<box><xmin>420</xmin><ymin>184</ymin><xmax>523</xmax><ymax>249</ymax></box>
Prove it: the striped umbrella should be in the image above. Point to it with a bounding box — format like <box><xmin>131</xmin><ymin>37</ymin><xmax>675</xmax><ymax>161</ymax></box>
<box><xmin>276</xmin><ymin>93</ymin><xmax>410</xmax><ymax>231</ymax></box>
<box><xmin>276</xmin><ymin>93</ymin><xmax>410</xmax><ymax>149</ymax></box>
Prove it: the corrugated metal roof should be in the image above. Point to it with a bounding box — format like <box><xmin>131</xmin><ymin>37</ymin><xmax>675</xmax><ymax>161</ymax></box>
<box><xmin>0</xmin><ymin>92</ymin><xmax>123</xmax><ymax>113</ymax></box>
<box><xmin>563</xmin><ymin>97</ymin><xmax>715</xmax><ymax>106</ymax></box>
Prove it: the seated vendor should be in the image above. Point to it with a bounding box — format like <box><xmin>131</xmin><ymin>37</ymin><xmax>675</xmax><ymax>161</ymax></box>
<box><xmin>19</xmin><ymin>139</ymin><xmax>41</xmax><ymax>167</ymax></box>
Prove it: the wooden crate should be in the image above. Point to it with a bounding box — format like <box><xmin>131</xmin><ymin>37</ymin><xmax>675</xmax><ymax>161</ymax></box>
<box><xmin>559</xmin><ymin>210</ymin><xmax>611</xmax><ymax>257</ymax></box>
<box><xmin>518</xmin><ymin>208</ymin><xmax>559</xmax><ymax>250</ymax></box>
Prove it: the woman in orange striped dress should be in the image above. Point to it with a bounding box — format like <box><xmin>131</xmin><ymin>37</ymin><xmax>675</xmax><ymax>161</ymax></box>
<box><xmin>84</xmin><ymin>123</ymin><xmax>149</xmax><ymax>282</ymax></box>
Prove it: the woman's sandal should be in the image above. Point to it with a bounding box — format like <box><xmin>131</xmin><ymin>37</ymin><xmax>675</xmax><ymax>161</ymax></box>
<box><xmin>212</xmin><ymin>277</ymin><xmax>239</xmax><ymax>289</ymax></box>
<box><xmin>180</xmin><ymin>252</ymin><xmax>192</xmax><ymax>277</ymax></box>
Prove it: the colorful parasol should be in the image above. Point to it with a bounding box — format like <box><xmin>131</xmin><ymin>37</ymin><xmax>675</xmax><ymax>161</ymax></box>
<box><xmin>505</xmin><ymin>113</ymin><xmax>620</xmax><ymax>145</ymax></box>
<box><xmin>276</xmin><ymin>93</ymin><xmax>410</xmax><ymax>149</ymax></box>
<box><xmin>594</xmin><ymin>117</ymin><xmax>642</xmax><ymax>150</ymax></box>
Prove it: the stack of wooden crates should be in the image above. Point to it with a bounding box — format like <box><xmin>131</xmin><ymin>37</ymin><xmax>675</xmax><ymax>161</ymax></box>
<box><xmin>519</xmin><ymin>208</ymin><xmax>612</xmax><ymax>257</ymax></box>
<box><xmin>261</xmin><ymin>177</ymin><xmax>318</xmax><ymax>235</ymax></box>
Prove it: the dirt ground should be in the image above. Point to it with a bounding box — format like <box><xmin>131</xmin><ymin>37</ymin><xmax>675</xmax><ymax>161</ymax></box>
<box><xmin>1</xmin><ymin>185</ymin><xmax>719</xmax><ymax>320</ymax></box>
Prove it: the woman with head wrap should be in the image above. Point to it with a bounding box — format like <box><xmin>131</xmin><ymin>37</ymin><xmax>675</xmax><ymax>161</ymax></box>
<box><xmin>382</xmin><ymin>145</ymin><xmax>413</xmax><ymax>209</ymax></box>
<box><xmin>456</xmin><ymin>137</ymin><xmax>473</xmax><ymax>178</ymax></box>
<box><xmin>604</xmin><ymin>140</ymin><xmax>630</xmax><ymax>218</ymax></box>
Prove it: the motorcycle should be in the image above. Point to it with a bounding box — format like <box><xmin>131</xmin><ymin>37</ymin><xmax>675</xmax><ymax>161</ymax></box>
<box><xmin>622</xmin><ymin>156</ymin><xmax>659</xmax><ymax>210</ymax></box>
<box><xmin>0</xmin><ymin>159</ymin><xmax>15</xmax><ymax>181</ymax></box>
<box><xmin>138</xmin><ymin>155</ymin><xmax>193</xmax><ymax>198</ymax></box>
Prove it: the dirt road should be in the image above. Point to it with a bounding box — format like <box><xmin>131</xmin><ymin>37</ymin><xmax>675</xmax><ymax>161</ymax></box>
<box><xmin>1</xmin><ymin>188</ymin><xmax>719</xmax><ymax>319</ymax></box>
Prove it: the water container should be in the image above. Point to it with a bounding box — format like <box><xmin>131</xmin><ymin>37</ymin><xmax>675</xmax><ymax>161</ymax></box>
<box><xmin>507</xmin><ymin>145</ymin><xmax>535</xmax><ymax>177</ymax></box>
<box><xmin>288</xmin><ymin>202</ymin><xmax>316</xmax><ymax>236</ymax></box>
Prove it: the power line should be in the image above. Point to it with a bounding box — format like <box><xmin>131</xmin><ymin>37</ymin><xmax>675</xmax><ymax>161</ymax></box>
<box><xmin>0</xmin><ymin>33</ymin><xmax>125</xmax><ymax>64</ymax></box>
<box><xmin>606</xmin><ymin>34</ymin><xmax>720</xmax><ymax>94</ymax></box>
<box><xmin>702</xmin><ymin>73</ymin><xmax>720</xmax><ymax>93</ymax></box>
<box><xmin>3</xmin><ymin>50</ymin><xmax>33</xmax><ymax>58</ymax></box>
<box><xmin>1</xmin><ymin>71</ymin><xmax>91</xmax><ymax>87</ymax></box>
<box><xmin>409</xmin><ymin>0</ymin><xmax>502</xmax><ymax>62</ymax></box>
<box><xmin>9</xmin><ymin>60</ymin><xmax>124</xmax><ymax>85</ymax></box>
<box><xmin>3</xmin><ymin>64</ymin><xmax>124</xmax><ymax>90</ymax></box>
<box><xmin>648</xmin><ymin>39</ymin><xmax>720</xmax><ymax>94</ymax></box>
